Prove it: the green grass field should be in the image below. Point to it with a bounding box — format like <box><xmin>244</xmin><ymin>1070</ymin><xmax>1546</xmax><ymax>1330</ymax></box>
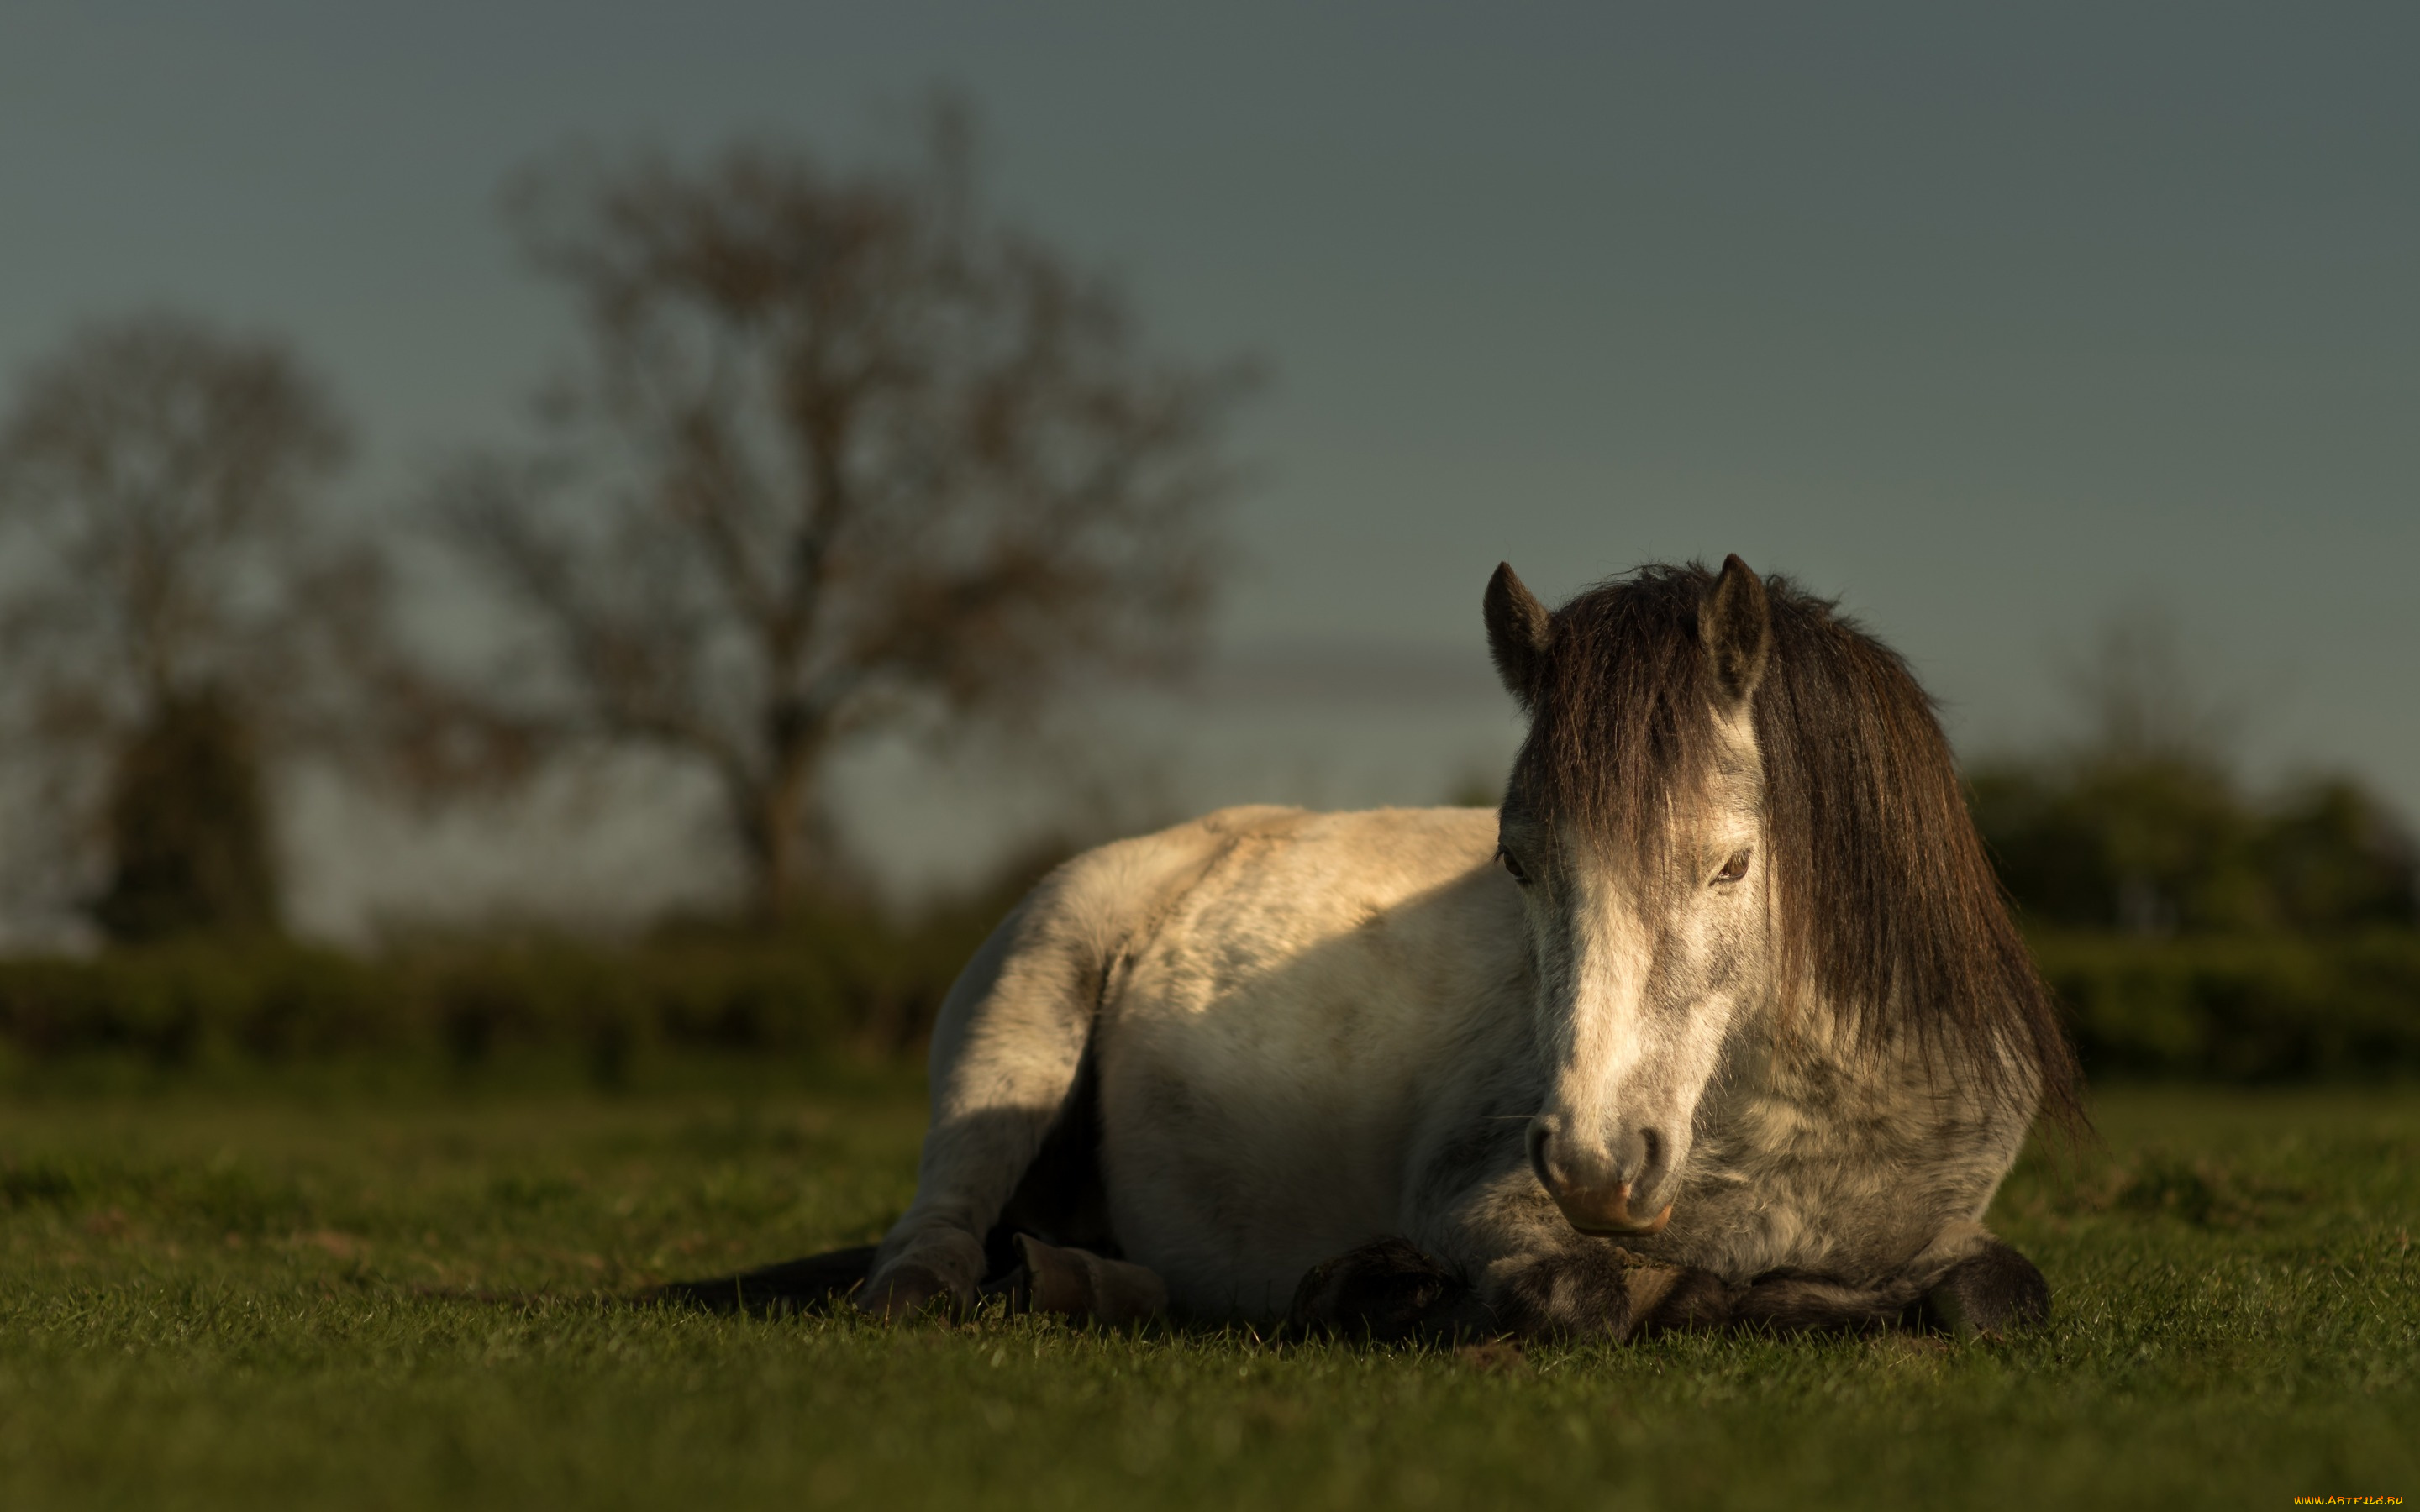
<box><xmin>2</xmin><ymin>1060</ymin><xmax>2413</xmax><ymax>1511</ymax></box>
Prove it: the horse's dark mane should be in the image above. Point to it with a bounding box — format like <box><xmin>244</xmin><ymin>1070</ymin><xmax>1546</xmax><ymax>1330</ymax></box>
<box><xmin>1513</xmin><ymin>562</ymin><xmax>2081</xmax><ymax>1123</ymax></box>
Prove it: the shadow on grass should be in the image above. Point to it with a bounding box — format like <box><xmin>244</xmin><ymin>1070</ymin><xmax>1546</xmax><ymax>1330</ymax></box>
<box><xmin>640</xmin><ymin>1243</ymin><xmax>880</xmax><ymax>1315</ymax></box>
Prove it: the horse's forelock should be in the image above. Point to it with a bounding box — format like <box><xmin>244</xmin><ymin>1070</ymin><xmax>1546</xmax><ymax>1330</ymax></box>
<box><xmin>1515</xmin><ymin>566</ymin><xmax>1720</xmax><ymax>870</ymax></box>
<box><xmin>1511</xmin><ymin>562</ymin><xmax>2081</xmax><ymax>1126</ymax></box>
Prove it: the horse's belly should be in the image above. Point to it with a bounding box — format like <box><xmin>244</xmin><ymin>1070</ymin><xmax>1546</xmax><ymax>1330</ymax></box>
<box><xmin>1095</xmin><ymin>964</ymin><xmax>1453</xmax><ymax>1318</ymax></box>
<box><xmin>1090</xmin><ymin>810</ymin><xmax>1519</xmax><ymax>1320</ymax></box>
<box><xmin>1100</xmin><ymin>1053</ymin><xmax>1411</xmax><ymax>1319</ymax></box>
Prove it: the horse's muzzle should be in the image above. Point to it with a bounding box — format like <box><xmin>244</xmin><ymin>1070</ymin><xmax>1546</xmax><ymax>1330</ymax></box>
<box><xmin>1528</xmin><ymin>1118</ymin><xmax>1676</xmax><ymax>1236</ymax></box>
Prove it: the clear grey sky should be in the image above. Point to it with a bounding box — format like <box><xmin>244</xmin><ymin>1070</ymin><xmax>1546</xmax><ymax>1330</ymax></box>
<box><xmin>4</xmin><ymin>3</ymin><xmax>2416</xmax><ymax>920</ymax></box>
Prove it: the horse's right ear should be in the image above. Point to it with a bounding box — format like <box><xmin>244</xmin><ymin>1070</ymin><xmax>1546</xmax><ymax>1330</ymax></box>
<box><xmin>1484</xmin><ymin>563</ymin><xmax>1553</xmax><ymax>709</ymax></box>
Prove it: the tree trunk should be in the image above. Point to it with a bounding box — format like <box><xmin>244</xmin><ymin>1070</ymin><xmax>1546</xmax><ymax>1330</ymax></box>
<box><xmin>91</xmin><ymin>686</ymin><xmax>283</xmax><ymax>944</ymax></box>
<box><xmin>732</xmin><ymin>749</ymin><xmax>824</xmax><ymax>927</ymax></box>
<box><xmin>723</xmin><ymin>774</ymin><xmax>790</xmax><ymax>927</ymax></box>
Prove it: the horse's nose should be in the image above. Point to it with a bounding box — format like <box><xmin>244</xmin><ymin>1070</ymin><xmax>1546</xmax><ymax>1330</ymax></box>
<box><xmin>1527</xmin><ymin>1117</ymin><xmax>1676</xmax><ymax>1237</ymax></box>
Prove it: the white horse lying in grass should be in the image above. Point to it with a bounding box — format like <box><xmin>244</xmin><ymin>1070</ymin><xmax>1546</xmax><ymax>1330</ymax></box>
<box><xmin>677</xmin><ymin>557</ymin><xmax>2078</xmax><ymax>1341</ymax></box>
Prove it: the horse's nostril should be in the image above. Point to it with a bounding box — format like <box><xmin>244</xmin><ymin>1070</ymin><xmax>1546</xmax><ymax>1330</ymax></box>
<box><xmin>1526</xmin><ymin>1121</ymin><xmax>1558</xmax><ymax>1189</ymax></box>
<box><xmin>1633</xmin><ymin>1126</ymin><xmax>1670</xmax><ymax>1194</ymax></box>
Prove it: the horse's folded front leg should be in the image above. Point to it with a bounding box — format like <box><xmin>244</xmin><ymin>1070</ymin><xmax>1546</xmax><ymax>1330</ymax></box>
<box><xmin>1487</xmin><ymin>1256</ymin><xmax>1927</xmax><ymax>1340</ymax></box>
<box><xmin>1290</xmin><ymin>1236</ymin><xmax>1702</xmax><ymax>1342</ymax></box>
<box><xmin>1641</xmin><ymin>1231</ymin><xmax>2055</xmax><ymax>1340</ymax></box>
<box><xmin>1386</xmin><ymin>1173</ymin><xmax>1726</xmax><ymax>1341</ymax></box>
<box><xmin>1290</xmin><ymin>1237</ymin><xmax>1497</xmax><ymax>1342</ymax></box>
<box><xmin>1291</xmin><ymin>1230</ymin><xmax>1995</xmax><ymax>1343</ymax></box>
<box><xmin>1482</xmin><ymin>1244</ymin><xmax>1726</xmax><ymax>1340</ymax></box>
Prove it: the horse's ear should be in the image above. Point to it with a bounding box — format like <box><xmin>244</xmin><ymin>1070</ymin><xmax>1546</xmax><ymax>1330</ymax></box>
<box><xmin>1699</xmin><ymin>554</ymin><xmax>1772</xmax><ymax>706</ymax></box>
<box><xmin>1484</xmin><ymin>562</ymin><xmax>1553</xmax><ymax>708</ymax></box>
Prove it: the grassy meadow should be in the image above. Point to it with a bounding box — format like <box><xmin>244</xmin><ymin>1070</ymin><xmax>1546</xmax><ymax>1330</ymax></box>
<box><xmin>1</xmin><ymin>1058</ymin><xmax>2414</xmax><ymax>1511</ymax></box>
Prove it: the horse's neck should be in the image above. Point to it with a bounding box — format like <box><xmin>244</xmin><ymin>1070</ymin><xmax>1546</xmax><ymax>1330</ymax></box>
<box><xmin>1721</xmin><ymin>992</ymin><xmax>2007</xmax><ymax>1138</ymax></box>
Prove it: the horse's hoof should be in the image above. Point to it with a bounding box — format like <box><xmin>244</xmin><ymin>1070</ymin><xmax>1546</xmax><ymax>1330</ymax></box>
<box><xmin>1922</xmin><ymin>1242</ymin><xmax>2050</xmax><ymax>1337</ymax></box>
<box><xmin>855</xmin><ymin>1261</ymin><xmax>956</xmax><ymax>1320</ymax></box>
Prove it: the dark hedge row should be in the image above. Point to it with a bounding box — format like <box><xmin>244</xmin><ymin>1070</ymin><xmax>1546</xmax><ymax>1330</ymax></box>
<box><xmin>2</xmin><ymin>927</ymin><xmax>2416</xmax><ymax>1085</ymax></box>
<box><xmin>0</xmin><ymin>910</ymin><xmax>992</xmax><ymax>1084</ymax></box>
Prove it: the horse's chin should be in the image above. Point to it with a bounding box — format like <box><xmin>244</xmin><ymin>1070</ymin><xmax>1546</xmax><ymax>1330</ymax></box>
<box><xmin>1569</xmin><ymin>1205</ymin><xmax>1673</xmax><ymax>1239</ymax></box>
<box><xmin>1549</xmin><ymin>1184</ymin><xmax>1676</xmax><ymax>1237</ymax></box>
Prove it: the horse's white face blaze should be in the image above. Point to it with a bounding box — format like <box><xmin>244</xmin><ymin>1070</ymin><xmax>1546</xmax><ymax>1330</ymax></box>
<box><xmin>1507</xmin><ymin>705</ymin><xmax>1770</xmax><ymax>1236</ymax></box>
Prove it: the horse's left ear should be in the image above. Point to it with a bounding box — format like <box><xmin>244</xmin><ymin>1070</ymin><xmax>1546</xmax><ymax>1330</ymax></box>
<box><xmin>1699</xmin><ymin>554</ymin><xmax>1772</xmax><ymax>706</ymax></box>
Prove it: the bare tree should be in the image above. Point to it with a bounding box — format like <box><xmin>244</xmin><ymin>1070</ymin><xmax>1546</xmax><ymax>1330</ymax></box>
<box><xmin>2055</xmin><ymin>603</ymin><xmax>2239</xmax><ymax>769</ymax></box>
<box><xmin>433</xmin><ymin>109</ymin><xmax>1250</xmax><ymax>921</ymax></box>
<box><xmin>0</xmin><ymin>312</ymin><xmax>417</xmax><ymax>938</ymax></box>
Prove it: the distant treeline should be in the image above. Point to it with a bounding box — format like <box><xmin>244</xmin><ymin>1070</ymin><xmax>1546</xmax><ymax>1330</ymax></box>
<box><xmin>1968</xmin><ymin>738</ymin><xmax>2420</xmax><ymax>1081</ymax></box>
<box><xmin>2033</xmin><ymin>931</ymin><xmax>2420</xmax><ymax>1082</ymax></box>
<box><xmin>1971</xmin><ymin>762</ymin><xmax>2416</xmax><ymax>937</ymax></box>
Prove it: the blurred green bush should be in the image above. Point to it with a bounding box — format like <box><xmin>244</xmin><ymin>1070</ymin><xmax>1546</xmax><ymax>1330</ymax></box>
<box><xmin>2034</xmin><ymin>929</ymin><xmax>2420</xmax><ymax>1082</ymax></box>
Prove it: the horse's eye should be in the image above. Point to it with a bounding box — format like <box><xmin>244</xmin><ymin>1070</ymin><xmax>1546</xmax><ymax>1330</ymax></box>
<box><xmin>1497</xmin><ymin>845</ymin><xmax>1531</xmax><ymax>885</ymax></box>
<box><xmin>1714</xmin><ymin>848</ymin><xmax>1752</xmax><ymax>885</ymax></box>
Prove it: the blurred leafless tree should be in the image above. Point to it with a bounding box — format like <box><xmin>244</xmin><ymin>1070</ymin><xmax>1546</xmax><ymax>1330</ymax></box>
<box><xmin>0</xmin><ymin>312</ymin><xmax>476</xmax><ymax>938</ymax></box>
<box><xmin>431</xmin><ymin>106</ymin><xmax>1251</xmax><ymax>922</ymax></box>
<box><xmin>2056</xmin><ymin>603</ymin><xmax>2239</xmax><ymax>769</ymax></box>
